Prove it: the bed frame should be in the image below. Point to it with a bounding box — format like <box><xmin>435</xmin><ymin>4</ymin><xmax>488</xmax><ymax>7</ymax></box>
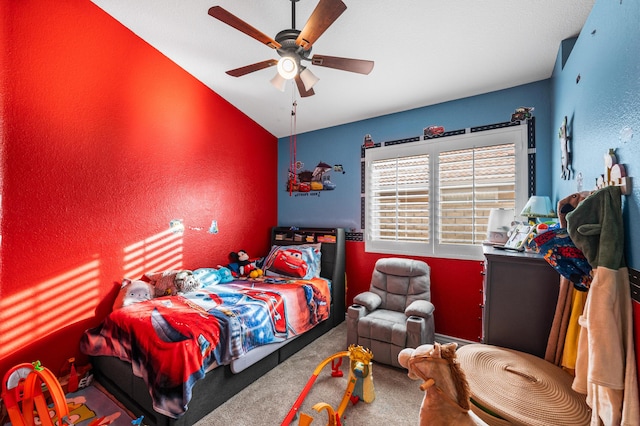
<box><xmin>89</xmin><ymin>227</ymin><xmax>346</xmax><ymax>426</ymax></box>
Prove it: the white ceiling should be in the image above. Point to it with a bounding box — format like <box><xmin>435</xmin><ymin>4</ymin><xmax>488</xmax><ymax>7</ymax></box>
<box><xmin>91</xmin><ymin>0</ymin><xmax>595</xmax><ymax>138</ymax></box>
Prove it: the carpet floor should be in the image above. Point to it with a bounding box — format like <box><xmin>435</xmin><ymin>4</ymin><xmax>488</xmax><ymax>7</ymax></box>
<box><xmin>194</xmin><ymin>322</ymin><xmax>424</xmax><ymax>425</ymax></box>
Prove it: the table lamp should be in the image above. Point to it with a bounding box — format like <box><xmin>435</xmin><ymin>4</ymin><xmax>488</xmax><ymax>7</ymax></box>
<box><xmin>520</xmin><ymin>196</ymin><xmax>557</xmax><ymax>224</ymax></box>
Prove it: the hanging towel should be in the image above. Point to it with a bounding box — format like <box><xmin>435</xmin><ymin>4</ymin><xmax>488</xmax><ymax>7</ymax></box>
<box><xmin>544</xmin><ymin>275</ymin><xmax>573</xmax><ymax>365</ymax></box>
<box><xmin>561</xmin><ymin>288</ymin><xmax>587</xmax><ymax>374</ymax></box>
<box><xmin>567</xmin><ymin>186</ymin><xmax>639</xmax><ymax>425</ymax></box>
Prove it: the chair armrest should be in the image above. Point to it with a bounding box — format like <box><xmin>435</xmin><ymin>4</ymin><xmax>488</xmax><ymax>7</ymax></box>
<box><xmin>353</xmin><ymin>291</ymin><xmax>382</xmax><ymax>312</ymax></box>
<box><xmin>347</xmin><ymin>304</ymin><xmax>367</xmax><ymax>347</ymax></box>
<box><xmin>405</xmin><ymin>300</ymin><xmax>435</xmax><ymax>318</ymax></box>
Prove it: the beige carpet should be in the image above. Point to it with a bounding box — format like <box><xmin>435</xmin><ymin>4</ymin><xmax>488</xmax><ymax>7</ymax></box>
<box><xmin>194</xmin><ymin>322</ymin><xmax>424</xmax><ymax>425</ymax></box>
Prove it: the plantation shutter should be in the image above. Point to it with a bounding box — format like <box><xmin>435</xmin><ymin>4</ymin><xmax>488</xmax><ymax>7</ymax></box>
<box><xmin>369</xmin><ymin>154</ymin><xmax>430</xmax><ymax>243</ymax></box>
<box><xmin>438</xmin><ymin>143</ymin><xmax>516</xmax><ymax>245</ymax></box>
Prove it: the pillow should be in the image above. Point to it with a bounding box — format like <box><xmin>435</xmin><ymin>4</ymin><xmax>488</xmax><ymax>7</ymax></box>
<box><xmin>263</xmin><ymin>244</ymin><xmax>321</xmax><ymax>279</ymax></box>
<box><xmin>113</xmin><ymin>279</ymin><xmax>154</xmax><ymax>310</ymax></box>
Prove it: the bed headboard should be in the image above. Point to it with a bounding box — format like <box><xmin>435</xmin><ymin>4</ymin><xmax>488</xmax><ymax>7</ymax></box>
<box><xmin>271</xmin><ymin>227</ymin><xmax>346</xmax><ymax>325</ymax></box>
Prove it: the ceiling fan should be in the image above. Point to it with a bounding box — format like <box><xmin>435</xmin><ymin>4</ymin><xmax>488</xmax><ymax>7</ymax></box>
<box><xmin>208</xmin><ymin>0</ymin><xmax>374</xmax><ymax>97</ymax></box>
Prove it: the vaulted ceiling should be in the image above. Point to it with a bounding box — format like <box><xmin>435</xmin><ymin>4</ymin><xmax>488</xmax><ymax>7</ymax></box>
<box><xmin>92</xmin><ymin>0</ymin><xmax>595</xmax><ymax>137</ymax></box>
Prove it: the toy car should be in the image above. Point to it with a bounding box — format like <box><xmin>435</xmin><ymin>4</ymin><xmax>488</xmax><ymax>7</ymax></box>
<box><xmin>310</xmin><ymin>181</ymin><xmax>324</xmax><ymax>191</ymax></box>
<box><xmin>323</xmin><ymin>180</ymin><xmax>336</xmax><ymax>190</ymax></box>
<box><xmin>424</xmin><ymin>125</ymin><xmax>445</xmax><ymax>138</ymax></box>
<box><xmin>511</xmin><ymin>107</ymin><xmax>534</xmax><ymax>122</ymax></box>
<box><xmin>298</xmin><ymin>182</ymin><xmax>311</xmax><ymax>192</ymax></box>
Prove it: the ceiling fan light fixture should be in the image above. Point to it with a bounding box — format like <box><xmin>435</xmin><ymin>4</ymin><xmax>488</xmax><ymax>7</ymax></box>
<box><xmin>277</xmin><ymin>56</ymin><xmax>298</xmax><ymax>80</ymax></box>
<box><xmin>270</xmin><ymin>73</ymin><xmax>287</xmax><ymax>92</ymax></box>
<box><xmin>300</xmin><ymin>67</ymin><xmax>319</xmax><ymax>91</ymax></box>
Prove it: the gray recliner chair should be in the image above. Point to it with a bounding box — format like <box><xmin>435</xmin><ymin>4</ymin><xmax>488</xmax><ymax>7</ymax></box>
<box><xmin>347</xmin><ymin>257</ymin><xmax>435</xmax><ymax>368</ymax></box>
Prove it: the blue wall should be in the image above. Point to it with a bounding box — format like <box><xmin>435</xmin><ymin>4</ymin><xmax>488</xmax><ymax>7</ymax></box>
<box><xmin>278</xmin><ymin>81</ymin><xmax>552</xmax><ymax>231</ymax></box>
<box><xmin>278</xmin><ymin>0</ymin><xmax>640</xmax><ymax>268</ymax></box>
<box><xmin>551</xmin><ymin>0</ymin><xmax>639</xmax><ymax>267</ymax></box>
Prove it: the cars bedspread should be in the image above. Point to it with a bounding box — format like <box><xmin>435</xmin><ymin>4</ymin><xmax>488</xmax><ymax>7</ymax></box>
<box><xmin>80</xmin><ymin>277</ymin><xmax>331</xmax><ymax>418</ymax></box>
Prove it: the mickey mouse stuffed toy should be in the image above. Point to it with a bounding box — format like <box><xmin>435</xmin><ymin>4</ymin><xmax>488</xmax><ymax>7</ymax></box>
<box><xmin>228</xmin><ymin>250</ymin><xmax>254</xmax><ymax>277</ymax></box>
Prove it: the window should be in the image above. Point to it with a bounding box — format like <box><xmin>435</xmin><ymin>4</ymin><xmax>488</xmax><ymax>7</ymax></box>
<box><xmin>365</xmin><ymin>123</ymin><xmax>529</xmax><ymax>260</ymax></box>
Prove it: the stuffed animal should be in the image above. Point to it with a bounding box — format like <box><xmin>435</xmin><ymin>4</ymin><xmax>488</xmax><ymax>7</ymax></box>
<box><xmin>194</xmin><ymin>267</ymin><xmax>240</xmax><ymax>286</ymax></box>
<box><xmin>217</xmin><ymin>266</ymin><xmax>234</xmax><ymax>283</ymax></box>
<box><xmin>113</xmin><ymin>279</ymin><xmax>154</xmax><ymax>310</ymax></box>
<box><xmin>193</xmin><ymin>268</ymin><xmax>223</xmax><ymax>286</ymax></box>
<box><xmin>557</xmin><ymin>191</ymin><xmax>591</xmax><ymax>227</ymax></box>
<box><xmin>228</xmin><ymin>250</ymin><xmax>254</xmax><ymax>276</ymax></box>
<box><xmin>145</xmin><ymin>270</ymin><xmax>202</xmax><ymax>296</ymax></box>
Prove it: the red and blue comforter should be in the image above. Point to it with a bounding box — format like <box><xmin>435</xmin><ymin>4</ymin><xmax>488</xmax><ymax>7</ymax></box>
<box><xmin>80</xmin><ymin>277</ymin><xmax>331</xmax><ymax>418</ymax></box>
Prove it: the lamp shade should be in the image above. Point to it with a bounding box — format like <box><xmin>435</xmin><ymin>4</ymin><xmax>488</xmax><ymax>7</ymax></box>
<box><xmin>270</xmin><ymin>73</ymin><xmax>287</xmax><ymax>92</ymax></box>
<box><xmin>520</xmin><ymin>196</ymin><xmax>557</xmax><ymax>218</ymax></box>
<box><xmin>299</xmin><ymin>67</ymin><xmax>319</xmax><ymax>91</ymax></box>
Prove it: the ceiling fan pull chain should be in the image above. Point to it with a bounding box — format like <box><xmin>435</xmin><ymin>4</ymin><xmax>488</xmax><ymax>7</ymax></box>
<box><xmin>289</xmin><ymin>99</ymin><xmax>298</xmax><ymax>196</ymax></box>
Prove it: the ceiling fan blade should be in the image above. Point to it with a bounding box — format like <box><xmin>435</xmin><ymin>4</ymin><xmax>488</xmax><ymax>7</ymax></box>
<box><xmin>226</xmin><ymin>59</ymin><xmax>278</xmax><ymax>77</ymax></box>
<box><xmin>208</xmin><ymin>6</ymin><xmax>282</xmax><ymax>49</ymax></box>
<box><xmin>295</xmin><ymin>75</ymin><xmax>315</xmax><ymax>97</ymax></box>
<box><xmin>296</xmin><ymin>0</ymin><xmax>347</xmax><ymax>50</ymax></box>
<box><xmin>311</xmin><ymin>55</ymin><xmax>374</xmax><ymax>74</ymax></box>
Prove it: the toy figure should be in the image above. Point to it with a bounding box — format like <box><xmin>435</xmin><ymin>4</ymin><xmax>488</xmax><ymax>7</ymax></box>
<box><xmin>228</xmin><ymin>250</ymin><xmax>254</xmax><ymax>276</ymax></box>
<box><xmin>559</xmin><ymin>116</ymin><xmax>571</xmax><ymax>180</ymax></box>
<box><xmin>350</xmin><ymin>346</ymin><xmax>375</xmax><ymax>404</ymax></box>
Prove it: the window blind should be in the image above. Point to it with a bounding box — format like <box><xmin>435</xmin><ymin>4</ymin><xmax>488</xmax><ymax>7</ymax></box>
<box><xmin>369</xmin><ymin>154</ymin><xmax>430</xmax><ymax>243</ymax></box>
<box><xmin>438</xmin><ymin>143</ymin><xmax>516</xmax><ymax>245</ymax></box>
<box><xmin>364</xmin><ymin>122</ymin><xmax>529</xmax><ymax>260</ymax></box>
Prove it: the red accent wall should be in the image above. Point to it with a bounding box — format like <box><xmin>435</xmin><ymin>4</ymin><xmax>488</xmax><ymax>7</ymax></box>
<box><xmin>345</xmin><ymin>242</ymin><xmax>484</xmax><ymax>342</ymax></box>
<box><xmin>0</xmin><ymin>1</ymin><xmax>277</xmax><ymax>376</ymax></box>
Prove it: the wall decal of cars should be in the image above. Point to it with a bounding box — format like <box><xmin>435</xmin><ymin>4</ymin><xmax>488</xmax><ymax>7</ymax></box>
<box><xmin>424</xmin><ymin>125</ymin><xmax>445</xmax><ymax>138</ymax></box>
<box><xmin>511</xmin><ymin>107</ymin><xmax>534</xmax><ymax>122</ymax></box>
<box><xmin>286</xmin><ymin>161</ymin><xmax>341</xmax><ymax>192</ymax></box>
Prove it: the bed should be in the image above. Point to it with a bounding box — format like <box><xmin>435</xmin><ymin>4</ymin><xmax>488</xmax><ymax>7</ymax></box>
<box><xmin>81</xmin><ymin>227</ymin><xmax>346</xmax><ymax>426</ymax></box>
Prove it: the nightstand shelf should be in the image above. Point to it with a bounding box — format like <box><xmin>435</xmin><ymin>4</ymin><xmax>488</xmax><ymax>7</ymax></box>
<box><xmin>482</xmin><ymin>246</ymin><xmax>560</xmax><ymax>358</ymax></box>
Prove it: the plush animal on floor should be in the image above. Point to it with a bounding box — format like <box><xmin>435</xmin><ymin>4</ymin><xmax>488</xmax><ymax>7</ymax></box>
<box><xmin>398</xmin><ymin>343</ymin><xmax>487</xmax><ymax>426</ymax></box>
<box><xmin>145</xmin><ymin>270</ymin><xmax>202</xmax><ymax>297</ymax></box>
<box><xmin>113</xmin><ymin>279</ymin><xmax>154</xmax><ymax>310</ymax></box>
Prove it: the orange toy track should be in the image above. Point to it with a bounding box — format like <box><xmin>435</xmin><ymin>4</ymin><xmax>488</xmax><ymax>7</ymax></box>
<box><xmin>282</xmin><ymin>345</ymin><xmax>374</xmax><ymax>426</ymax></box>
<box><xmin>281</xmin><ymin>351</ymin><xmax>349</xmax><ymax>425</ymax></box>
<box><xmin>2</xmin><ymin>361</ymin><xmax>72</xmax><ymax>426</ymax></box>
